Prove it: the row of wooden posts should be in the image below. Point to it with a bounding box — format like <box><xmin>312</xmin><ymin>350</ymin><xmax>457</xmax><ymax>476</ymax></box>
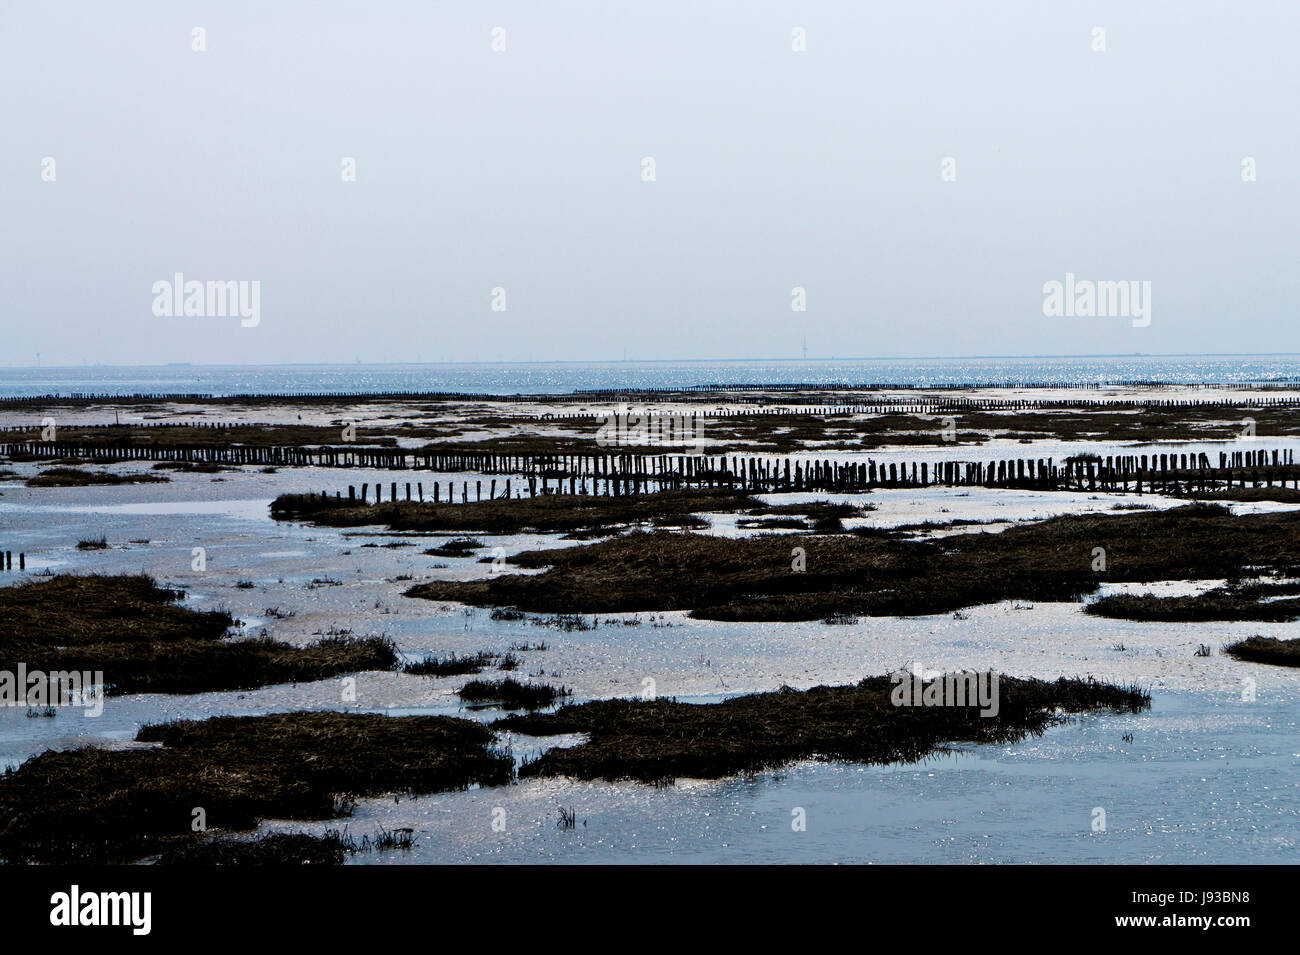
<box><xmin>5</xmin><ymin>439</ymin><xmax>1298</xmax><ymax>496</ymax></box>
<box><xmin>294</xmin><ymin>451</ymin><xmax>1300</xmax><ymax>502</ymax></box>
<box><xmin>0</xmin><ymin>552</ymin><xmax>25</xmax><ymax>570</ymax></box>
<box><xmin>0</xmin><ymin>421</ymin><xmax>231</xmax><ymax>433</ymax></box>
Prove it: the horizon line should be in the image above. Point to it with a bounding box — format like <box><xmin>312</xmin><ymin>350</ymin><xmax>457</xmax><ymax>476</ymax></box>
<box><xmin>9</xmin><ymin>351</ymin><xmax>1300</xmax><ymax>371</ymax></box>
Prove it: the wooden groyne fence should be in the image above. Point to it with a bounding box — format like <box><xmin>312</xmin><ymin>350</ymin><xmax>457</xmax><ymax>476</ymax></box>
<box><xmin>6</xmin><ymin>438</ymin><xmax>1297</xmax><ymax>497</ymax></box>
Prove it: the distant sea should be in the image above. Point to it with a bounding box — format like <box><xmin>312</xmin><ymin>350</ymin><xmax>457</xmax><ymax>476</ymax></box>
<box><xmin>3</xmin><ymin>356</ymin><xmax>1300</xmax><ymax>398</ymax></box>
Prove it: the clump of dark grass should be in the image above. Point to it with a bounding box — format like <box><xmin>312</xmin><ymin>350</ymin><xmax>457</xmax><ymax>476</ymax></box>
<box><xmin>369</xmin><ymin>827</ymin><xmax>415</xmax><ymax>851</ymax></box>
<box><xmin>409</xmin><ymin>502</ymin><xmax>1300</xmax><ymax>622</ymax></box>
<box><xmin>491</xmin><ymin>609</ymin><xmax>526</xmax><ymax>622</ymax></box>
<box><xmin>531</xmin><ymin>614</ymin><xmax>595</xmax><ymax>632</ymax></box>
<box><xmin>76</xmin><ymin>536</ymin><xmax>108</xmax><ymax>550</ymax></box>
<box><xmin>404</xmin><ymin>651</ymin><xmax>498</xmax><ymax>677</ymax></box>
<box><xmin>737</xmin><ymin>517</ymin><xmax>809</xmax><ymax>530</ymax></box>
<box><xmin>152</xmin><ymin>461</ymin><xmax>232</xmax><ymax>474</ymax></box>
<box><xmin>752</xmin><ymin>501</ymin><xmax>867</xmax><ymax>519</ymax></box>
<box><xmin>1086</xmin><ymin>581</ymin><xmax>1300</xmax><ymax>622</ymax></box>
<box><xmin>0</xmin><ymin>573</ymin><xmax>397</xmax><ymax>695</ymax></box>
<box><xmin>155</xmin><ymin>831</ymin><xmax>350</xmax><ymax>865</ymax></box>
<box><xmin>28</xmin><ymin>467</ymin><xmax>168</xmax><ymax>487</ymax></box>
<box><xmin>0</xmin><ymin>711</ymin><xmax>512</xmax><ymax>864</ymax></box>
<box><xmin>458</xmin><ymin>678</ymin><xmax>571</xmax><ymax>710</ymax></box>
<box><xmin>423</xmin><ymin>538</ymin><xmax>484</xmax><ymax>557</ymax></box>
<box><xmin>1196</xmin><ymin>486</ymin><xmax>1300</xmax><ymax>504</ymax></box>
<box><xmin>821</xmin><ymin>612</ymin><xmax>859</xmax><ymax>625</ymax></box>
<box><xmin>1223</xmin><ymin>635</ymin><xmax>1300</xmax><ymax>667</ymax></box>
<box><xmin>271</xmin><ymin>489</ymin><xmax>762</xmax><ymax>534</ymax></box>
<box><xmin>496</xmin><ymin>674</ymin><xmax>1151</xmax><ymax>785</ymax></box>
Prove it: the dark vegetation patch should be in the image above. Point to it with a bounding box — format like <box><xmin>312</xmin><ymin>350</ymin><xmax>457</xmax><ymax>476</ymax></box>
<box><xmin>0</xmin><ymin>574</ymin><xmax>397</xmax><ymax>695</ymax></box>
<box><xmin>0</xmin><ymin>711</ymin><xmax>511</xmax><ymax>864</ymax></box>
<box><xmin>423</xmin><ymin>537</ymin><xmax>484</xmax><ymax>556</ymax></box>
<box><xmin>404</xmin><ymin>650</ymin><xmax>499</xmax><ymax>676</ymax></box>
<box><xmin>155</xmin><ymin>825</ymin><xmax>418</xmax><ymax>864</ymax></box>
<box><xmin>271</xmin><ymin>489</ymin><xmax>760</xmax><ymax>534</ymax></box>
<box><xmin>1194</xmin><ymin>486</ymin><xmax>1300</xmax><ymax>504</ymax></box>
<box><xmin>531</xmin><ymin>613</ymin><xmax>597</xmax><ymax>631</ymax></box>
<box><xmin>458</xmin><ymin>678</ymin><xmax>571</xmax><ymax>710</ymax></box>
<box><xmin>1223</xmin><ymin>635</ymin><xmax>1300</xmax><ymax>667</ymax></box>
<box><xmin>155</xmin><ymin>831</ymin><xmax>348</xmax><ymax>865</ymax></box>
<box><xmin>751</xmin><ymin>501</ymin><xmax>870</xmax><ymax>519</ymax></box>
<box><xmin>152</xmin><ymin>461</ymin><xmax>235</xmax><ymax>473</ymax></box>
<box><xmin>1086</xmin><ymin>581</ymin><xmax>1300</xmax><ymax>622</ymax></box>
<box><xmin>738</xmin><ymin>517</ymin><xmax>810</xmax><ymax>530</ymax></box>
<box><xmin>883</xmin><ymin>517</ymin><xmax>1001</xmax><ymax>535</ymax></box>
<box><xmin>28</xmin><ymin>466</ymin><xmax>169</xmax><ymax>487</ymax></box>
<box><xmin>497</xmin><ymin>675</ymin><xmax>1150</xmax><ymax>784</ymax></box>
<box><xmin>408</xmin><ymin>502</ymin><xmax>1300</xmax><ymax>621</ymax></box>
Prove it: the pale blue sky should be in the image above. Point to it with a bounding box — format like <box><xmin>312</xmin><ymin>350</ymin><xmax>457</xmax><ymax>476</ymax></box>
<box><xmin>2</xmin><ymin>1</ymin><xmax>1297</xmax><ymax>365</ymax></box>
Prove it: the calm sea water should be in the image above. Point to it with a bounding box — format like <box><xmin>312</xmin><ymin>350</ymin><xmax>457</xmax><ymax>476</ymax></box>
<box><xmin>3</xmin><ymin>355</ymin><xmax>1300</xmax><ymax>398</ymax></box>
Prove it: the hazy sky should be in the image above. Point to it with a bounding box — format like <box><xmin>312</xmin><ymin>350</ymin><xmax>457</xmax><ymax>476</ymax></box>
<box><xmin>2</xmin><ymin>1</ymin><xmax>1297</xmax><ymax>366</ymax></box>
